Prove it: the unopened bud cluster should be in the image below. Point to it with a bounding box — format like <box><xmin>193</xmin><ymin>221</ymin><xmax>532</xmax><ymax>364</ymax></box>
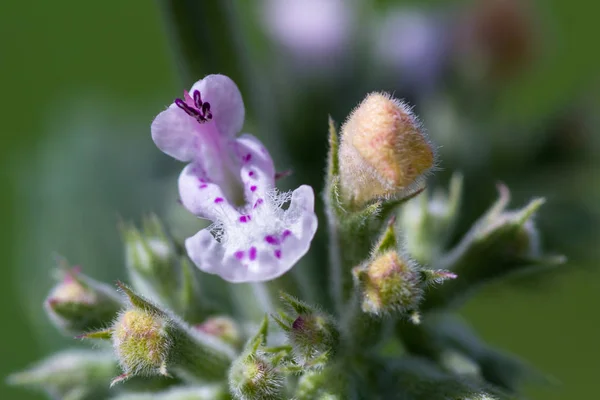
<box><xmin>12</xmin><ymin>76</ymin><xmax>563</xmax><ymax>400</ymax></box>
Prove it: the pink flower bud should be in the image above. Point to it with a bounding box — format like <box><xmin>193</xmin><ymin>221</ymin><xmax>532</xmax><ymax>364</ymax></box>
<box><xmin>339</xmin><ymin>93</ymin><xmax>435</xmax><ymax>207</ymax></box>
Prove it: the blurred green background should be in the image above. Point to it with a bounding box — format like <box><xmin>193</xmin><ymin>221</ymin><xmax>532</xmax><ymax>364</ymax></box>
<box><xmin>1</xmin><ymin>0</ymin><xmax>598</xmax><ymax>399</ymax></box>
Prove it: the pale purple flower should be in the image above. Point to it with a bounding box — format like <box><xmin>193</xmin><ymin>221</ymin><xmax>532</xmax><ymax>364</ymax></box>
<box><xmin>152</xmin><ymin>75</ymin><xmax>318</xmax><ymax>282</ymax></box>
<box><xmin>374</xmin><ymin>9</ymin><xmax>450</xmax><ymax>92</ymax></box>
<box><xmin>260</xmin><ymin>0</ymin><xmax>354</xmax><ymax>66</ymax></box>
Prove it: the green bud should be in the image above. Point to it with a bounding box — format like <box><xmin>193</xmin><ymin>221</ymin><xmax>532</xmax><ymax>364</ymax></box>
<box><xmin>7</xmin><ymin>350</ymin><xmax>118</xmax><ymax>400</ymax></box>
<box><xmin>195</xmin><ymin>316</ymin><xmax>242</xmax><ymax>349</ymax></box>
<box><xmin>111</xmin><ymin>385</ymin><xmax>229</xmax><ymax>400</ymax></box>
<box><xmin>229</xmin><ymin>353</ymin><xmax>285</xmax><ymax>400</ymax></box>
<box><xmin>423</xmin><ymin>185</ymin><xmax>565</xmax><ymax>310</ymax></box>
<box><xmin>273</xmin><ymin>293</ymin><xmax>340</xmax><ymax>369</ymax></box>
<box><xmin>83</xmin><ymin>283</ymin><xmax>235</xmax><ymax>386</ymax></box>
<box><xmin>229</xmin><ymin>316</ymin><xmax>285</xmax><ymax>400</ymax></box>
<box><xmin>112</xmin><ymin>308</ymin><xmax>172</xmax><ymax>382</ymax></box>
<box><xmin>399</xmin><ymin>173</ymin><xmax>463</xmax><ymax>265</ymax></box>
<box><xmin>353</xmin><ymin>251</ymin><xmax>422</xmax><ymax>316</ymax></box>
<box><xmin>122</xmin><ymin>215</ymin><xmax>178</xmax><ymax>304</ymax></box>
<box><xmin>44</xmin><ymin>266</ymin><xmax>123</xmax><ymax>335</ymax></box>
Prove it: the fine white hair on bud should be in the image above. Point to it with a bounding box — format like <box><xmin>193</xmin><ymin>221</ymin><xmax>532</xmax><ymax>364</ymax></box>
<box><xmin>353</xmin><ymin>250</ymin><xmax>423</xmax><ymax>316</ymax></box>
<box><xmin>112</xmin><ymin>308</ymin><xmax>172</xmax><ymax>382</ymax></box>
<box><xmin>339</xmin><ymin>92</ymin><xmax>436</xmax><ymax>207</ymax></box>
<box><xmin>228</xmin><ymin>352</ymin><xmax>284</xmax><ymax>400</ymax></box>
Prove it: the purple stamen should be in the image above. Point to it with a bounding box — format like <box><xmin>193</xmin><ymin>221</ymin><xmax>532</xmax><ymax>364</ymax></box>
<box><xmin>193</xmin><ymin>90</ymin><xmax>203</xmax><ymax>109</ymax></box>
<box><xmin>175</xmin><ymin>99</ymin><xmax>199</xmax><ymax>118</ymax></box>
<box><xmin>175</xmin><ymin>90</ymin><xmax>213</xmax><ymax>124</ymax></box>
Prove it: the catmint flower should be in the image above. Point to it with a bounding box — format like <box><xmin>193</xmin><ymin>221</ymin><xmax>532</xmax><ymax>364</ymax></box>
<box><xmin>151</xmin><ymin>74</ymin><xmax>318</xmax><ymax>283</ymax></box>
<box><xmin>338</xmin><ymin>92</ymin><xmax>436</xmax><ymax>207</ymax></box>
<box><xmin>260</xmin><ymin>0</ymin><xmax>354</xmax><ymax>69</ymax></box>
<box><xmin>374</xmin><ymin>8</ymin><xmax>450</xmax><ymax>93</ymax></box>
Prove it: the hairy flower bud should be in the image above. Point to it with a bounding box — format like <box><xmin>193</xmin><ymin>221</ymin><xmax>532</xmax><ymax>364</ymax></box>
<box><xmin>229</xmin><ymin>317</ymin><xmax>285</xmax><ymax>400</ymax></box>
<box><xmin>84</xmin><ymin>283</ymin><xmax>235</xmax><ymax>386</ymax></box>
<box><xmin>273</xmin><ymin>293</ymin><xmax>340</xmax><ymax>368</ymax></box>
<box><xmin>112</xmin><ymin>308</ymin><xmax>172</xmax><ymax>381</ymax></box>
<box><xmin>195</xmin><ymin>316</ymin><xmax>242</xmax><ymax>348</ymax></box>
<box><xmin>229</xmin><ymin>353</ymin><xmax>284</xmax><ymax>400</ymax></box>
<box><xmin>339</xmin><ymin>92</ymin><xmax>435</xmax><ymax>207</ymax></box>
<box><xmin>7</xmin><ymin>350</ymin><xmax>117</xmax><ymax>400</ymax></box>
<box><xmin>44</xmin><ymin>266</ymin><xmax>122</xmax><ymax>335</ymax></box>
<box><xmin>289</xmin><ymin>314</ymin><xmax>339</xmax><ymax>367</ymax></box>
<box><xmin>122</xmin><ymin>215</ymin><xmax>178</xmax><ymax>304</ymax></box>
<box><xmin>353</xmin><ymin>251</ymin><xmax>422</xmax><ymax>315</ymax></box>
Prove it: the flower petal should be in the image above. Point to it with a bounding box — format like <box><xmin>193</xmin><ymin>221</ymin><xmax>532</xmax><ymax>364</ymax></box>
<box><xmin>235</xmin><ymin>134</ymin><xmax>276</xmax><ymax>205</ymax></box>
<box><xmin>191</xmin><ymin>74</ymin><xmax>245</xmax><ymax>138</ymax></box>
<box><xmin>185</xmin><ymin>185</ymin><xmax>317</xmax><ymax>283</ymax></box>
<box><xmin>151</xmin><ymin>105</ymin><xmax>200</xmax><ymax>162</ymax></box>
<box><xmin>178</xmin><ymin>163</ymin><xmax>237</xmax><ymax>221</ymax></box>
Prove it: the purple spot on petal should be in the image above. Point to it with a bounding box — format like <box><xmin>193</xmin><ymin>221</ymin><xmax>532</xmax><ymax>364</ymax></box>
<box><xmin>199</xmin><ymin>184</ymin><xmax>208</xmax><ymax>189</ymax></box>
<box><xmin>214</xmin><ymin>197</ymin><xmax>224</xmax><ymax>203</ymax></box>
<box><xmin>253</xmin><ymin>198</ymin><xmax>264</xmax><ymax>209</ymax></box>
<box><xmin>274</xmin><ymin>250</ymin><xmax>282</xmax><ymax>259</ymax></box>
<box><xmin>250</xmin><ymin>186</ymin><xmax>257</xmax><ymax>192</ymax></box>
<box><xmin>282</xmin><ymin>230</ymin><xmax>292</xmax><ymax>240</ymax></box>
<box><xmin>243</xmin><ymin>154</ymin><xmax>252</xmax><ymax>163</ymax></box>
<box><xmin>249</xmin><ymin>247</ymin><xmax>257</xmax><ymax>261</ymax></box>
<box><xmin>265</xmin><ymin>235</ymin><xmax>279</xmax><ymax>245</ymax></box>
<box><xmin>239</xmin><ymin>215</ymin><xmax>251</xmax><ymax>223</ymax></box>
<box><xmin>234</xmin><ymin>251</ymin><xmax>244</xmax><ymax>260</ymax></box>
<box><xmin>248</xmin><ymin>171</ymin><xmax>255</xmax><ymax>177</ymax></box>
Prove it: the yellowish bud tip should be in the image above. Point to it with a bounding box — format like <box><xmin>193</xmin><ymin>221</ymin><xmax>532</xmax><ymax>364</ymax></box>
<box><xmin>112</xmin><ymin>308</ymin><xmax>171</xmax><ymax>376</ymax></box>
<box><xmin>339</xmin><ymin>92</ymin><xmax>435</xmax><ymax>206</ymax></box>
<box><xmin>360</xmin><ymin>251</ymin><xmax>421</xmax><ymax>315</ymax></box>
<box><xmin>46</xmin><ymin>278</ymin><xmax>95</xmax><ymax>307</ymax></box>
<box><xmin>195</xmin><ymin>316</ymin><xmax>241</xmax><ymax>347</ymax></box>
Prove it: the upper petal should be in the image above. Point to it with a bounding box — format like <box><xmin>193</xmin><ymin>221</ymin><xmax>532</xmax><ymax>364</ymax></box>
<box><xmin>151</xmin><ymin>105</ymin><xmax>200</xmax><ymax>162</ymax></box>
<box><xmin>191</xmin><ymin>75</ymin><xmax>245</xmax><ymax>138</ymax></box>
